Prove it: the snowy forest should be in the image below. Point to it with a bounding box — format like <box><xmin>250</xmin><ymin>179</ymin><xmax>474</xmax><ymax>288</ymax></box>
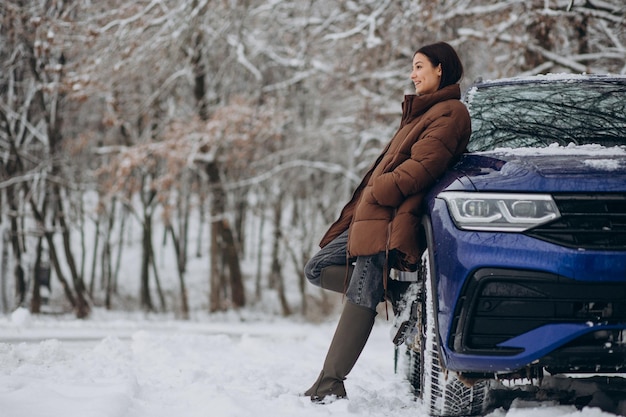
<box><xmin>1</xmin><ymin>0</ymin><xmax>625</xmax><ymax>320</ymax></box>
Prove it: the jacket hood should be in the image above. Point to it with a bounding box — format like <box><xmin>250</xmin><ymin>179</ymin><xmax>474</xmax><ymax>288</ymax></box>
<box><xmin>442</xmin><ymin>145</ymin><xmax>626</xmax><ymax>193</ymax></box>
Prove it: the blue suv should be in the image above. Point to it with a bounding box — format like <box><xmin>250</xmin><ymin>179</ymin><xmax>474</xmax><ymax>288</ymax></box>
<box><xmin>397</xmin><ymin>74</ymin><xmax>626</xmax><ymax>416</ymax></box>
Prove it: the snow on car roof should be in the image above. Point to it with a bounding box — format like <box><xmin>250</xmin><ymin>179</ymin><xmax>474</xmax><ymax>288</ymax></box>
<box><xmin>479</xmin><ymin>143</ymin><xmax>626</xmax><ymax>156</ymax></box>
<box><xmin>477</xmin><ymin>143</ymin><xmax>626</xmax><ymax>171</ymax></box>
<box><xmin>474</xmin><ymin>72</ymin><xmax>626</xmax><ymax>86</ymax></box>
<box><xmin>476</xmin><ymin>143</ymin><xmax>626</xmax><ymax>171</ymax></box>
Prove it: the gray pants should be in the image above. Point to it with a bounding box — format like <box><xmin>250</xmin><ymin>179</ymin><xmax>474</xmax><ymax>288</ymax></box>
<box><xmin>304</xmin><ymin>230</ymin><xmax>385</xmax><ymax>311</ymax></box>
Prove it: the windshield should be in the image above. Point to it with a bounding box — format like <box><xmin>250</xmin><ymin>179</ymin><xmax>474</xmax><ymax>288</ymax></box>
<box><xmin>466</xmin><ymin>79</ymin><xmax>626</xmax><ymax>152</ymax></box>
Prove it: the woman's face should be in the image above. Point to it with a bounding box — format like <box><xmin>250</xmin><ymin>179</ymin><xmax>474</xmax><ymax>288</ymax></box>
<box><xmin>411</xmin><ymin>53</ymin><xmax>442</xmax><ymax>95</ymax></box>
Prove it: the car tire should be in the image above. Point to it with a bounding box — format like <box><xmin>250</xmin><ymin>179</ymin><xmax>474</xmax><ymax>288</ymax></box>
<box><xmin>404</xmin><ymin>249</ymin><xmax>488</xmax><ymax>417</ymax></box>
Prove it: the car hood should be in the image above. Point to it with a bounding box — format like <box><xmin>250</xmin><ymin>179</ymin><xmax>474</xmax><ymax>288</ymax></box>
<box><xmin>449</xmin><ymin>146</ymin><xmax>626</xmax><ymax>193</ymax></box>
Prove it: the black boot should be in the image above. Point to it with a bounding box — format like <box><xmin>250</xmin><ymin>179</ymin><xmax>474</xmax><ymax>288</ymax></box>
<box><xmin>304</xmin><ymin>301</ymin><xmax>376</xmax><ymax>402</ymax></box>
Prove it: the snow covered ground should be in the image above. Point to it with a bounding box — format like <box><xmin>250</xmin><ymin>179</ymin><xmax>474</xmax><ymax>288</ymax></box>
<box><xmin>0</xmin><ymin>308</ymin><xmax>621</xmax><ymax>417</ymax></box>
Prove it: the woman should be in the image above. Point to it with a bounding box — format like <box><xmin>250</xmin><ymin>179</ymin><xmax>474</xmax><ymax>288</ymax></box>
<box><xmin>303</xmin><ymin>42</ymin><xmax>471</xmax><ymax>402</ymax></box>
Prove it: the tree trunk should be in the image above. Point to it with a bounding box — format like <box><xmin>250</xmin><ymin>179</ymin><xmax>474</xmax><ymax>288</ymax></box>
<box><xmin>30</xmin><ymin>237</ymin><xmax>44</xmax><ymax>314</ymax></box>
<box><xmin>234</xmin><ymin>196</ymin><xmax>247</xmax><ymax>256</ymax></box>
<box><xmin>112</xmin><ymin>206</ymin><xmax>127</xmax><ymax>294</ymax></box>
<box><xmin>29</xmin><ymin>198</ymin><xmax>82</xmax><ymax>315</ymax></box>
<box><xmin>220</xmin><ymin>218</ymin><xmax>245</xmax><ymax>308</ymax></box>
<box><xmin>196</xmin><ymin>194</ymin><xmax>206</xmax><ymax>258</ymax></box>
<box><xmin>140</xmin><ymin>212</ymin><xmax>154</xmax><ymax>312</ymax></box>
<box><xmin>149</xmin><ymin>233</ymin><xmax>167</xmax><ymax>312</ymax></box>
<box><xmin>205</xmin><ymin>161</ymin><xmax>245</xmax><ymax>311</ymax></box>
<box><xmin>254</xmin><ymin>211</ymin><xmax>266</xmax><ymax>301</ymax></box>
<box><xmin>102</xmin><ymin>236</ymin><xmax>112</xmax><ymax>309</ymax></box>
<box><xmin>168</xmin><ymin>225</ymin><xmax>189</xmax><ymax>319</ymax></box>
<box><xmin>7</xmin><ymin>193</ymin><xmax>25</xmax><ymax>306</ymax></box>
<box><xmin>54</xmin><ymin>186</ymin><xmax>90</xmax><ymax>318</ymax></box>
<box><xmin>270</xmin><ymin>196</ymin><xmax>291</xmax><ymax>316</ymax></box>
<box><xmin>102</xmin><ymin>201</ymin><xmax>116</xmax><ymax>309</ymax></box>
<box><xmin>1</xmin><ymin>228</ymin><xmax>9</xmax><ymax>313</ymax></box>
<box><xmin>44</xmin><ymin>230</ymin><xmax>77</xmax><ymax>311</ymax></box>
<box><xmin>89</xmin><ymin>215</ymin><xmax>101</xmax><ymax>296</ymax></box>
<box><xmin>284</xmin><ymin>241</ymin><xmax>308</xmax><ymax>316</ymax></box>
<box><xmin>209</xmin><ymin>218</ymin><xmax>222</xmax><ymax>312</ymax></box>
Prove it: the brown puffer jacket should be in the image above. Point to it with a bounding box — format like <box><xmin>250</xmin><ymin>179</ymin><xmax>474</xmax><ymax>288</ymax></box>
<box><xmin>319</xmin><ymin>84</ymin><xmax>471</xmax><ymax>270</ymax></box>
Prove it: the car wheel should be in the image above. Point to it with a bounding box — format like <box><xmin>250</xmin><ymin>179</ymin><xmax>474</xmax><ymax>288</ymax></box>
<box><xmin>404</xmin><ymin>250</ymin><xmax>488</xmax><ymax>417</ymax></box>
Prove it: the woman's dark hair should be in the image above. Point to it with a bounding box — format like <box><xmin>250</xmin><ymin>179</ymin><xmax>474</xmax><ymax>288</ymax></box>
<box><xmin>415</xmin><ymin>42</ymin><xmax>464</xmax><ymax>89</ymax></box>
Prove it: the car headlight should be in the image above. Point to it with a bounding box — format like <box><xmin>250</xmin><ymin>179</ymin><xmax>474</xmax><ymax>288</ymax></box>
<box><xmin>439</xmin><ymin>191</ymin><xmax>561</xmax><ymax>232</ymax></box>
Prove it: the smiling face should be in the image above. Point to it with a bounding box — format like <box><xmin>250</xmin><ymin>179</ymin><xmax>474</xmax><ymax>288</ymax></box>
<box><xmin>411</xmin><ymin>53</ymin><xmax>442</xmax><ymax>95</ymax></box>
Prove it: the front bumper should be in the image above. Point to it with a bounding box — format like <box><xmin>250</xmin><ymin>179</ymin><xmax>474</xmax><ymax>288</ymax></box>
<box><xmin>429</xmin><ymin>198</ymin><xmax>626</xmax><ymax>374</ymax></box>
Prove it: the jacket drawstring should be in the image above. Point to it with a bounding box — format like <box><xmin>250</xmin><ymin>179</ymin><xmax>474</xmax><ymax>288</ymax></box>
<box><xmin>342</xmin><ymin>254</ymin><xmax>351</xmax><ymax>302</ymax></box>
<box><xmin>383</xmin><ymin>248</ymin><xmax>389</xmax><ymax>320</ymax></box>
<box><xmin>383</xmin><ymin>214</ymin><xmax>395</xmax><ymax>320</ymax></box>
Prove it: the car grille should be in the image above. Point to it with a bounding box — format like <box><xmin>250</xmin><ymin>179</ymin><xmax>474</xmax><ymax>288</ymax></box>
<box><xmin>452</xmin><ymin>269</ymin><xmax>626</xmax><ymax>353</ymax></box>
<box><xmin>525</xmin><ymin>194</ymin><xmax>626</xmax><ymax>250</ymax></box>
